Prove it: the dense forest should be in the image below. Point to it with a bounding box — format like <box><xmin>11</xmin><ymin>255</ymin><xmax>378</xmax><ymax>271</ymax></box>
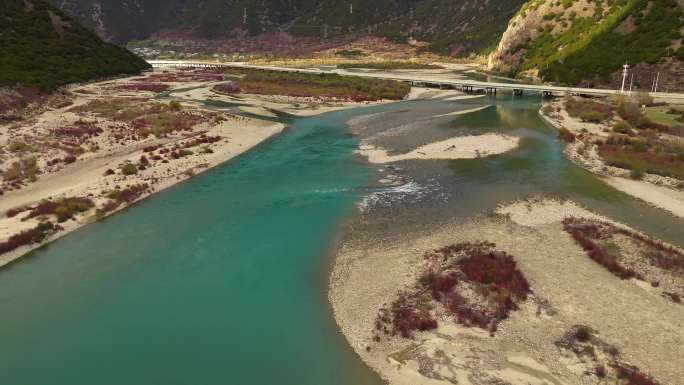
<box><xmin>0</xmin><ymin>0</ymin><xmax>149</xmax><ymax>91</ymax></box>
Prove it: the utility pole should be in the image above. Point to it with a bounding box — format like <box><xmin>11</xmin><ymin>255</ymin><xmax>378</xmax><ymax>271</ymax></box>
<box><xmin>620</xmin><ymin>63</ymin><xmax>629</xmax><ymax>94</ymax></box>
<box><xmin>243</xmin><ymin>7</ymin><xmax>247</xmax><ymax>24</ymax></box>
<box><xmin>350</xmin><ymin>2</ymin><xmax>353</xmax><ymax>14</ymax></box>
<box><xmin>653</xmin><ymin>72</ymin><xmax>660</xmax><ymax>93</ymax></box>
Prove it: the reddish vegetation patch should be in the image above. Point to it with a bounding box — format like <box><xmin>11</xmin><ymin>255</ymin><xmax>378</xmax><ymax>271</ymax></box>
<box><xmin>0</xmin><ymin>222</ymin><xmax>63</xmax><ymax>254</ymax></box>
<box><xmin>6</xmin><ymin>206</ymin><xmax>29</xmax><ymax>218</ymax></box>
<box><xmin>377</xmin><ymin>242</ymin><xmax>531</xmax><ymax>339</ymax></box>
<box><xmin>134</xmin><ymin>70</ymin><xmax>225</xmax><ymax>83</ymax></box>
<box><xmin>556</xmin><ymin>325</ymin><xmax>662</xmax><ymax>384</ymax></box>
<box><xmin>563</xmin><ymin>218</ymin><xmax>684</xmax><ymax>281</ymax></box>
<box><xmin>117</xmin><ymin>83</ymin><xmax>170</xmax><ymax>93</ymax></box>
<box><xmin>182</xmin><ymin>134</ymin><xmax>222</xmax><ymax>149</ymax></box>
<box><xmin>563</xmin><ymin>218</ymin><xmax>639</xmax><ymax>280</ymax></box>
<box><xmin>558</xmin><ymin>127</ymin><xmax>577</xmax><ymax>143</ymax></box>
<box><xmin>612</xmin><ymin>364</ymin><xmax>660</xmax><ymax>385</ymax></box>
<box><xmin>391</xmin><ymin>305</ymin><xmax>438</xmax><ymax>338</ymax></box>
<box><xmin>52</xmin><ymin>120</ymin><xmax>102</xmax><ymax>143</ymax></box>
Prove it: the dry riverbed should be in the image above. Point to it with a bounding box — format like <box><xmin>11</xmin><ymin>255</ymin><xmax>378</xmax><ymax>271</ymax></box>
<box><xmin>331</xmin><ymin>198</ymin><xmax>683</xmax><ymax>385</ymax></box>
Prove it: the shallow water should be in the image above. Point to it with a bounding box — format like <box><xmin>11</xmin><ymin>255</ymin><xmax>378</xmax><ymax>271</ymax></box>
<box><xmin>0</xmin><ymin>92</ymin><xmax>682</xmax><ymax>385</ymax></box>
<box><xmin>355</xmin><ymin>95</ymin><xmax>684</xmax><ymax>247</ymax></box>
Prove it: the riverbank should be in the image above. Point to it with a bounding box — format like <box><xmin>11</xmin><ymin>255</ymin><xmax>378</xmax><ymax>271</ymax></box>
<box><xmin>0</xmin><ymin>68</ymin><xmax>416</xmax><ymax>268</ymax></box>
<box><xmin>539</xmin><ymin>99</ymin><xmax>684</xmax><ymax>219</ymax></box>
<box><xmin>330</xmin><ymin>198</ymin><xmax>684</xmax><ymax>385</ymax></box>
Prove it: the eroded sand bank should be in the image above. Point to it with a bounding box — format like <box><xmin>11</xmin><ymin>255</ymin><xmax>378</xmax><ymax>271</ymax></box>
<box><xmin>358</xmin><ymin>133</ymin><xmax>519</xmax><ymax>164</ymax></box>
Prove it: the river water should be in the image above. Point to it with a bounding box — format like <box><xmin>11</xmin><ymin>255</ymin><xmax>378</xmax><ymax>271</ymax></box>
<box><xmin>0</xmin><ymin>93</ymin><xmax>682</xmax><ymax>385</ymax></box>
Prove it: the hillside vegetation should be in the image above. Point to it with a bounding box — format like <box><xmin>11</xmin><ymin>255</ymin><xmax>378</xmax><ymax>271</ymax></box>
<box><xmin>1</xmin><ymin>0</ymin><xmax>149</xmax><ymax>92</ymax></box>
<box><xmin>489</xmin><ymin>0</ymin><xmax>684</xmax><ymax>89</ymax></box>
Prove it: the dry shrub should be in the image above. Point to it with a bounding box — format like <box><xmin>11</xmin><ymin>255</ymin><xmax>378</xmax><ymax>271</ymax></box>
<box><xmin>0</xmin><ymin>222</ymin><xmax>63</xmax><ymax>254</ymax></box>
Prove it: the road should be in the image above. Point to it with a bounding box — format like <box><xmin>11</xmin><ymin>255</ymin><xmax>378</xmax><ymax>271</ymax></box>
<box><xmin>147</xmin><ymin>60</ymin><xmax>684</xmax><ymax>102</ymax></box>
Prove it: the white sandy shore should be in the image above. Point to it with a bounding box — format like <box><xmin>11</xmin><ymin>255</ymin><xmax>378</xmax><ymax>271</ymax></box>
<box><xmin>358</xmin><ymin>133</ymin><xmax>519</xmax><ymax>164</ymax></box>
<box><xmin>603</xmin><ymin>176</ymin><xmax>684</xmax><ymax>218</ymax></box>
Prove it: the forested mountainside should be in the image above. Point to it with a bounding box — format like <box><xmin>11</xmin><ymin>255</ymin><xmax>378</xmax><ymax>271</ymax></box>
<box><xmin>0</xmin><ymin>0</ymin><xmax>150</xmax><ymax>91</ymax></box>
<box><xmin>489</xmin><ymin>0</ymin><xmax>684</xmax><ymax>90</ymax></box>
<box><xmin>49</xmin><ymin>0</ymin><xmax>524</xmax><ymax>56</ymax></box>
<box><xmin>290</xmin><ymin>0</ymin><xmax>525</xmax><ymax>56</ymax></box>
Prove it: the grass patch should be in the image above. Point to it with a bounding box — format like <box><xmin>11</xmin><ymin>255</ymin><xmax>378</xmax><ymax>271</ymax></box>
<box><xmin>644</xmin><ymin>106</ymin><xmax>682</xmax><ymax>127</ymax></box>
<box><xmin>337</xmin><ymin>61</ymin><xmax>443</xmax><ymax>70</ymax></box>
<box><xmin>224</xmin><ymin>69</ymin><xmax>410</xmax><ymax>101</ymax></box>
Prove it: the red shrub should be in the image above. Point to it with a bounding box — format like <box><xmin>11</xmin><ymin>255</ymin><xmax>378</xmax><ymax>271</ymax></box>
<box><xmin>117</xmin><ymin>83</ymin><xmax>170</xmax><ymax>93</ymax></box>
<box><xmin>63</xmin><ymin>155</ymin><xmax>77</xmax><ymax>164</ymax></box>
<box><xmin>558</xmin><ymin>127</ymin><xmax>576</xmax><ymax>143</ymax></box>
<box><xmin>52</xmin><ymin>120</ymin><xmax>102</xmax><ymax>141</ymax></box>
<box><xmin>612</xmin><ymin>364</ymin><xmax>659</xmax><ymax>385</ymax></box>
<box><xmin>563</xmin><ymin>218</ymin><xmax>638</xmax><ymax>280</ymax></box>
<box><xmin>6</xmin><ymin>207</ymin><xmax>27</xmax><ymax>218</ymax></box>
<box><xmin>427</xmin><ymin>272</ymin><xmax>458</xmax><ymax>300</ymax></box>
<box><xmin>386</xmin><ymin>242</ymin><xmax>531</xmax><ymax>338</ymax></box>
<box><xmin>392</xmin><ymin>305</ymin><xmax>438</xmax><ymax>338</ymax></box>
<box><xmin>595</xmin><ymin>366</ymin><xmax>606</xmax><ymax>378</ymax></box>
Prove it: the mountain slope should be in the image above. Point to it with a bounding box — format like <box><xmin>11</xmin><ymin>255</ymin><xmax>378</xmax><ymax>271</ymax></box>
<box><xmin>49</xmin><ymin>0</ymin><xmax>525</xmax><ymax>57</ymax></box>
<box><xmin>0</xmin><ymin>0</ymin><xmax>150</xmax><ymax>91</ymax></box>
<box><xmin>489</xmin><ymin>0</ymin><xmax>684</xmax><ymax>89</ymax></box>
<box><xmin>291</xmin><ymin>0</ymin><xmax>525</xmax><ymax>56</ymax></box>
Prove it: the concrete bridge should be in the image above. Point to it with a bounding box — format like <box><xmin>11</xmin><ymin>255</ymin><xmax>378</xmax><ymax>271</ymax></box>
<box><xmin>148</xmin><ymin>60</ymin><xmax>684</xmax><ymax>102</ymax></box>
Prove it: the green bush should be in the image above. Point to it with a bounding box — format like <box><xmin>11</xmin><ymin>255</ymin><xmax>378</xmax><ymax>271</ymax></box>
<box><xmin>612</xmin><ymin>121</ymin><xmax>633</xmax><ymax>134</ymax></box>
<box><xmin>121</xmin><ymin>163</ymin><xmax>138</xmax><ymax>175</ymax></box>
<box><xmin>580</xmin><ymin>110</ymin><xmax>607</xmax><ymax>123</ymax></box>
<box><xmin>616</xmin><ymin>99</ymin><xmax>645</xmax><ymax>126</ymax></box>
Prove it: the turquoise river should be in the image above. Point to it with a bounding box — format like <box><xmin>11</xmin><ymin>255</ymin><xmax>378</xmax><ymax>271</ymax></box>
<box><xmin>0</xmin><ymin>95</ymin><xmax>682</xmax><ymax>385</ymax></box>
